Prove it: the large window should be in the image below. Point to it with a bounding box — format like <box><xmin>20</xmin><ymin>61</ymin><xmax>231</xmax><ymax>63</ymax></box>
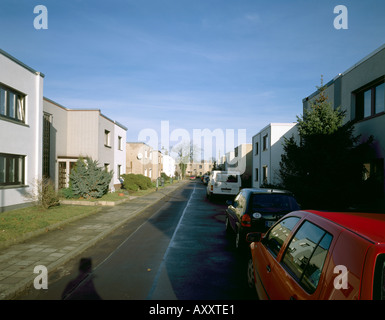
<box><xmin>355</xmin><ymin>80</ymin><xmax>385</xmax><ymax>121</ymax></box>
<box><xmin>281</xmin><ymin>221</ymin><xmax>333</xmax><ymax>294</ymax></box>
<box><xmin>0</xmin><ymin>153</ymin><xmax>25</xmax><ymax>186</ymax></box>
<box><xmin>0</xmin><ymin>84</ymin><xmax>26</xmax><ymax>123</ymax></box>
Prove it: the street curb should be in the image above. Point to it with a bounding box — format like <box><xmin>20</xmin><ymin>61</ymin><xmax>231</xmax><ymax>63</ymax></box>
<box><xmin>3</xmin><ymin>180</ymin><xmax>191</xmax><ymax>300</ymax></box>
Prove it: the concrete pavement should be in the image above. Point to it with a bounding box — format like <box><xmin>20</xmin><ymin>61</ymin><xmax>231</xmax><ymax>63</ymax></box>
<box><xmin>0</xmin><ymin>181</ymin><xmax>189</xmax><ymax>300</ymax></box>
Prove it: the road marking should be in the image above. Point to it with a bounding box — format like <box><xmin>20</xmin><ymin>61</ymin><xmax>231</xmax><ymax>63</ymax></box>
<box><xmin>146</xmin><ymin>183</ymin><xmax>196</xmax><ymax>300</ymax></box>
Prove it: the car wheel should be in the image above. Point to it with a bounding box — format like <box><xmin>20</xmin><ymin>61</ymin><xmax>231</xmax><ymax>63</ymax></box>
<box><xmin>247</xmin><ymin>258</ymin><xmax>256</xmax><ymax>290</ymax></box>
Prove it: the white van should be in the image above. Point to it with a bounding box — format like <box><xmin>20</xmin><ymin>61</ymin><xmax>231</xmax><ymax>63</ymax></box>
<box><xmin>206</xmin><ymin>171</ymin><xmax>242</xmax><ymax>200</ymax></box>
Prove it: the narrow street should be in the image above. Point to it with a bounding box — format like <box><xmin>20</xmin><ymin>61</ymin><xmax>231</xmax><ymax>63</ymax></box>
<box><xmin>16</xmin><ymin>181</ymin><xmax>257</xmax><ymax>300</ymax></box>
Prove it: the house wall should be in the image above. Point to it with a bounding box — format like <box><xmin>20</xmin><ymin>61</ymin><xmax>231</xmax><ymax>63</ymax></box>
<box><xmin>0</xmin><ymin>50</ymin><xmax>44</xmax><ymax>211</ymax></box>
<box><xmin>113</xmin><ymin>123</ymin><xmax>127</xmax><ymax>188</ymax></box>
<box><xmin>252</xmin><ymin>123</ymin><xmax>298</xmax><ymax>188</ymax></box>
<box><xmin>67</xmin><ymin>110</ymin><xmax>99</xmax><ymax>159</ymax></box>
<box><xmin>303</xmin><ymin>44</ymin><xmax>385</xmax><ymax>200</ymax></box>
<box><xmin>126</xmin><ymin>142</ymin><xmax>155</xmax><ymax>179</ymax></box>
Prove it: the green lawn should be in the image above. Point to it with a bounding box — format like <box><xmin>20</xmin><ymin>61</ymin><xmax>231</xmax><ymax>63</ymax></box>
<box><xmin>0</xmin><ymin>180</ymin><xmax>181</xmax><ymax>245</ymax></box>
<box><xmin>0</xmin><ymin>205</ymin><xmax>100</xmax><ymax>243</ymax></box>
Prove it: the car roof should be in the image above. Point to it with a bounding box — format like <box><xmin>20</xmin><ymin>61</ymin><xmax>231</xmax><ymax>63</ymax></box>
<box><xmin>305</xmin><ymin>210</ymin><xmax>385</xmax><ymax>244</ymax></box>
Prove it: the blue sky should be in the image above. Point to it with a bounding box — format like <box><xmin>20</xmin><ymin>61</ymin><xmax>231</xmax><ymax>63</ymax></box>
<box><xmin>1</xmin><ymin>0</ymin><xmax>385</xmax><ymax>157</ymax></box>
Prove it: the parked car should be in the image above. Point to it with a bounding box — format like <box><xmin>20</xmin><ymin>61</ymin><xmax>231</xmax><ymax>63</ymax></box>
<box><xmin>247</xmin><ymin>210</ymin><xmax>385</xmax><ymax>300</ymax></box>
<box><xmin>202</xmin><ymin>174</ymin><xmax>210</xmax><ymax>185</ymax></box>
<box><xmin>206</xmin><ymin>170</ymin><xmax>242</xmax><ymax>200</ymax></box>
<box><xmin>225</xmin><ymin>188</ymin><xmax>300</xmax><ymax>249</ymax></box>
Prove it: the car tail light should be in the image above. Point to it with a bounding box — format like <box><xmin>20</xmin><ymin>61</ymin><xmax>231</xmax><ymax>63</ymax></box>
<box><xmin>241</xmin><ymin>214</ymin><xmax>251</xmax><ymax>227</ymax></box>
<box><xmin>211</xmin><ymin>185</ymin><xmax>213</xmax><ymax>191</ymax></box>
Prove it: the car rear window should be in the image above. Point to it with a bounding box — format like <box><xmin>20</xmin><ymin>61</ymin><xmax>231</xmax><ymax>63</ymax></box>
<box><xmin>281</xmin><ymin>221</ymin><xmax>333</xmax><ymax>294</ymax></box>
<box><xmin>373</xmin><ymin>254</ymin><xmax>385</xmax><ymax>300</ymax></box>
<box><xmin>217</xmin><ymin>174</ymin><xmax>238</xmax><ymax>183</ymax></box>
<box><xmin>251</xmin><ymin>194</ymin><xmax>300</xmax><ymax>212</ymax></box>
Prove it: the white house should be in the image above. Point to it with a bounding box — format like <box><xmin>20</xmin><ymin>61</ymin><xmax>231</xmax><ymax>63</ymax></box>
<box><xmin>162</xmin><ymin>154</ymin><xmax>176</xmax><ymax>178</ymax></box>
<box><xmin>252</xmin><ymin>123</ymin><xmax>298</xmax><ymax>188</ymax></box>
<box><xmin>0</xmin><ymin>49</ymin><xmax>44</xmax><ymax>212</ymax></box>
<box><xmin>43</xmin><ymin>98</ymin><xmax>127</xmax><ymax>192</ymax></box>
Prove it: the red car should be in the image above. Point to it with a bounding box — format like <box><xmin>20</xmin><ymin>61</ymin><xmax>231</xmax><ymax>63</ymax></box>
<box><xmin>247</xmin><ymin>210</ymin><xmax>385</xmax><ymax>300</ymax></box>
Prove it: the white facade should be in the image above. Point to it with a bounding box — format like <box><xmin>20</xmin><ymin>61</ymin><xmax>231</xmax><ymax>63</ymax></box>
<box><xmin>162</xmin><ymin>154</ymin><xmax>176</xmax><ymax>178</ymax></box>
<box><xmin>225</xmin><ymin>143</ymin><xmax>252</xmax><ymax>176</ymax></box>
<box><xmin>252</xmin><ymin>123</ymin><xmax>298</xmax><ymax>188</ymax></box>
<box><xmin>0</xmin><ymin>49</ymin><xmax>44</xmax><ymax>212</ymax></box>
<box><xmin>43</xmin><ymin>98</ymin><xmax>127</xmax><ymax>191</ymax></box>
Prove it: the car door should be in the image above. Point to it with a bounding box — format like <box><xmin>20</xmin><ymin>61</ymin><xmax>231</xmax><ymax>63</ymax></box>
<box><xmin>226</xmin><ymin>192</ymin><xmax>242</xmax><ymax>230</ymax></box>
<box><xmin>253</xmin><ymin>216</ymin><xmax>301</xmax><ymax>299</ymax></box>
<box><xmin>268</xmin><ymin>220</ymin><xmax>334</xmax><ymax>300</ymax></box>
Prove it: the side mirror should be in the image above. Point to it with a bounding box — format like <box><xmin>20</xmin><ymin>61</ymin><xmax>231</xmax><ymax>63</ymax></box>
<box><xmin>246</xmin><ymin>232</ymin><xmax>262</xmax><ymax>243</ymax></box>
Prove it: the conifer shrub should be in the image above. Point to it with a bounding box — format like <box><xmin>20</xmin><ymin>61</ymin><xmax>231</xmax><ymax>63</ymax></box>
<box><xmin>69</xmin><ymin>158</ymin><xmax>113</xmax><ymax>199</ymax></box>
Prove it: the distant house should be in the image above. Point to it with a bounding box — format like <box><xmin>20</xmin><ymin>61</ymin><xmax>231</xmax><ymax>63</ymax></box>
<box><xmin>162</xmin><ymin>153</ymin><xmax>176</xmax><ymax>178</ymax></box>
<box><xmin>303</xmin><ymin>43</ymin><xmax>385</xmax><ymax>204</ymax></box>
<box><xmin>181</xmin><ymin>160</ymin><xmax>213</xmax><ymax>177</ymax></box>
<box><xmin>126</xmin><ymin>142</ymin><xmax>163</xmax><ymax>181</ymax></box>
<box><xmin>43</xmin><ymin>98</ymin><xmax>127</xmax><ymax>191</ymax></box>
<box><xmin>252</xmin><ymin>123</ymin><xmax>298</xmax><ymax>188</ymax></box>
<box><xmin>0</xmin><ymin>49</ymin><xmax>45</xmax><ymax>212</ymax></box>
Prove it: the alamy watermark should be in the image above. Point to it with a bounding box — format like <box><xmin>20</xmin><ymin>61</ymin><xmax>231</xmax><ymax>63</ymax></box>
<box><xmin>334</xmin><ymin>5</ymin><xmax>348</xmax><ymax>30</ymax></box>
<box><xmin>138</xmin><ymin>121</ymin><xmax>247</xmax><ymax>174</ymax></box>
<box><xmin>33</xmin><ymin>5</ymin><xmax>48</xmax><ymax>30</ymax></box>
<box><xmin>33</xmin><ymin>265</ymin><xmax>48</xmax><ymax>290</ymax></box>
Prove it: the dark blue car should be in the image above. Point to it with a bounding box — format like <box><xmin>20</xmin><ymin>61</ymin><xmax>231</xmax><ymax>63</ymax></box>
<box><xmin>225</xmin><ymin>188</ymin><xmax>300</xmax><ymax>250</ymax></box>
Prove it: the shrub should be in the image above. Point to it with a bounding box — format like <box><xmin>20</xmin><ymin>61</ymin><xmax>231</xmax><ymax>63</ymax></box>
<box><xmin>59</xmin><ymin>187</ymin><xmax>76</xmax><ymax>199</ymax></box>
<box><xmin>26</xmin><ymin>178</ymin><xmax>60</xmax><ymax>210</ymax></box>
<box><xmin>70</xmin><ymin>158</ymin><xmax>113</xmax><ymax>199</ymax></box>
<box><xmin>121</xmin><ymin>174</ymin><xmax>153</xmax><ymax>191</ymax></box>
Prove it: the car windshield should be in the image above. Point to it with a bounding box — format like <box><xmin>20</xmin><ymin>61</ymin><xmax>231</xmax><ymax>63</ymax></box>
<box><xmin>251</xmin><ymin>193</ymin><xmax>300</xmax><ymax>213</ymax></box>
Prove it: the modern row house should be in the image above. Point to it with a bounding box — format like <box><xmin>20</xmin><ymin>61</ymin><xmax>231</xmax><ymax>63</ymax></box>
<box><xmin>43</xmin><ymin>98</ymin><xmax>127</xmax><ymax>192</ymax></box>
<box><xmin>0</xmin><ymin>49</ymin><xmax>44</xmax><ymax>212</ymax></box>
<box><xmin>252</xmin><ymin>123</ymin><xmax>298</xmax><ymax>188</ymax></box>
<box><xmin>303</xmin><ymin>43</ymin><xmax>385</xmax><ymax>203</ymax></box>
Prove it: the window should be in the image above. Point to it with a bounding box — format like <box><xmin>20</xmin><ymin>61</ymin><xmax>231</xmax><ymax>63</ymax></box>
<box><xmin>262</xmin><ymin>166</ymin><xmax>268</xmax><ymax>184</ymax></box>
<box><xmin>0</xmin><ymin>153</ymin><xmax>25</xmax><ymax>186</ymax></box>
<box><xmin>0</xmin><ymin>84</ymin><xmax>26</xmax><ymax>123</ymax></box>
<box><xmin>264</xmin><ymin>216</ymin><xmax>300</xmax><ymax>258</ymax></box>
<box><xmin>251</xmin><ymin>194</ymin><xmax>300</xmax><ymax>213</ymax></box>
<box><xmin>376</xmin><ymin>83</ymin><xmax>385</xmax><ymax>114</ymax></box>
<box><xmin>355</xmin><ymin>80</ymin><xmax>385</xmax><ymax>120</ymax></box>
<box><xmin>104</xmin><ymin>130</ymin><xmax>111</xmax><ymax>147</ymax></box>
<box><xmin>117</xmin><ymin>165</ymin><xmax>121</xmax><ymax>179</ymax></box>
<box><xmin>255</xmin><ymin>168</ymin><xmax>259</xmax><ymax>182</ymax></box>
<box><xmin>263</xmin><ymin>134</ymin><xmax>268</xmax><ymax>151</ymax></box>
<box><xmin>282</xmin><ymin>221</ymin><xmax>333</xmax><ymax>294</ymax></box>
<box><xmin>255</xmin><ymin>142</ymin><xmax>259</xmax><ymax>155</ymax></box>
<box><xmin>104</xmin><ymin>163</ymin><xmax>110</xmax><ymax>172</ymax></box>
<box><xmin>118</xmin><ymin>136</ymin><xmax>123</xmax><ymax>151</ymax></box>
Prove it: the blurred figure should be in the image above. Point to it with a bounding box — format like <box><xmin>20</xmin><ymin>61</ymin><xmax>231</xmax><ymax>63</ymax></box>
<box><xmin>62</xmin><ymin>258</ymin><xmax>102</xmax><ymax>300</ymax></box>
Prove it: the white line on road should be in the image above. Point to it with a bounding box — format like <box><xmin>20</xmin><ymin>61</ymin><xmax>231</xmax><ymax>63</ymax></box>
<box><xmin>146</xmin><ymin>183</ymin><xmax>196</xmax><ymax>300</ymax></box>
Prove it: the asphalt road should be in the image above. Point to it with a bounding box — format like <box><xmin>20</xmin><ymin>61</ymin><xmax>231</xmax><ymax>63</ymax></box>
<box><xmin>16</xmin><ymin>181</ymin><xmax>257</xmax><ymax>300</ymax></box>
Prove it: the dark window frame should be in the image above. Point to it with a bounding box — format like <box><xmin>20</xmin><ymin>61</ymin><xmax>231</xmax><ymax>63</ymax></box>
<box><xmin>0</xmin><ymin>153</ymin><xmax>26</xmax><ymax>186</ymax></box>
<box><xmin>353</xmin><ymin>76</ymin><xmax>385</xmax><ymax>122</ymax></box>
<box><xmin>0</xmin><ymin>83</ymin><xmax>26</xmax><ymax>124</ymax></box>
